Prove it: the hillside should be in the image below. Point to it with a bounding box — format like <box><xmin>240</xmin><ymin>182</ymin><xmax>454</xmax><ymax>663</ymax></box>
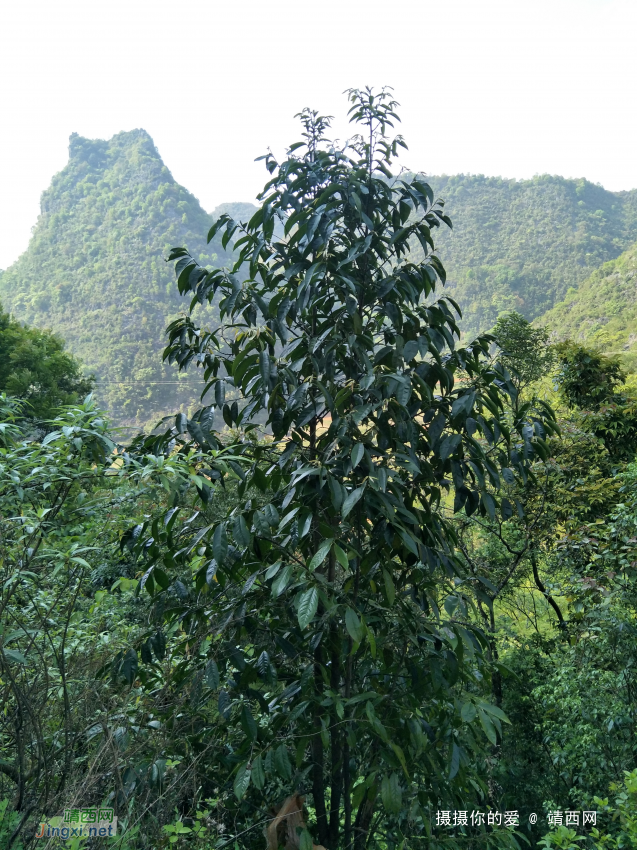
<box><xmin>3</xmin><ymin>131</ymin><xmax>637</xmax><ymax>427</ymax></box>
<box><xmin>424</xmin><ymin>174</ymin><xmax>637</xmax><ymax>338</ymax></box>
<box><xmin>0</xmin><ymin>130</ymin><xmax>231</xmax><ymax>429</ymax></box>
<box><xmin>538</xmin><ymin>240</ymin><xmax>637</xmax><ymax>368</ymax></box>
<box><xmin>183</xmin><ymin>174</ymin><xmax>637</xmax><ymax>340</ymax></box>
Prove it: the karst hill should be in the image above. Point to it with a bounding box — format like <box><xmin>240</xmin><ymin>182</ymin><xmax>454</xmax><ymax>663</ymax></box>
<box><xmin>0</xmin><ymin>129</ymin><xmax>233</xmax><ymax>428</ymax></box>
<box><xmin>2</xmin><ymin>129</ymin><xmax>637</xmax><ymax>426</ymax></box>
<box><xmin>422</xmin><ymin>174</ymin><xmax>637</xmax><ymax>339</ymax></box>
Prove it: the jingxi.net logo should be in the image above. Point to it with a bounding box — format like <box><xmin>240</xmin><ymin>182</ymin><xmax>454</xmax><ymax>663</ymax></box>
<box><xmin>35</xmin><ymin>807</ymin><xmax>118</xmax><ymax>840</ymax></box>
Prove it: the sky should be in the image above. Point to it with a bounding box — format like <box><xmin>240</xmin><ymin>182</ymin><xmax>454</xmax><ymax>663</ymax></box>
<box><xmin>1</xmin><ymin>0</ymin><xmax>636</xmax><ymax>269</ymax></box>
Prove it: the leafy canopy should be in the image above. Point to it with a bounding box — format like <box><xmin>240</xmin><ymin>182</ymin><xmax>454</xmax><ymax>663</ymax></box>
<box><xmin>492</xmin><ymin>311</ymin><xmax>555</xmax><ymax>391</ymax></box>
<box><xmin>129</xmin><ymin>88</ymin><xmax>557</xmax><ymax>850</ymax></box>
<box><xmin>0</xmin><ymin>303</ymin><xmax>94</xmax><ymax>418</ymax></box>
<box><xmin>555</xmin><ymin>341</ymin><xmax>626</xmax><ymax>410</ymax></box>
<box><xmin>554</xmin><ymin>342</ymin><xmax>637</xmax><ymax>464</ymax></box>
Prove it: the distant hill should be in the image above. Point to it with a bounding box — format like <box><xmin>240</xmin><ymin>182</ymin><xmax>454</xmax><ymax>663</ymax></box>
<box><xmin>0</xmin><ymin>130</ymin><xmax>235</xmax><ymax>429</ymax></box>
<box><xmin>537</xmin><ymin>240</ymin><xmax>637</xmax><ymax>369</ymax></box>
<box><xmin>213</xmin><ymin>175</ymin><xmax>637</xmax><ymax>340</ymax></box>
<box><xmin>3</xmin><ymin>130</ymin><xmax>637</xmax><ymax>427</ymax></box>
<box><xmin>423</xmin><ymin>174</ymin><xmax>637</xmax><ymax>339</ymax></box>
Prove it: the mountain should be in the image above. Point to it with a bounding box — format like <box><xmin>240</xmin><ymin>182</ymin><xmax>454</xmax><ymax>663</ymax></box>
<box><xmin>0</xmin><ymin>130</ymin><xmax>233</xmax><ymax>429</ymax></box>
<box><xmin>537</xmin><ymin>240</ymin><xmax>637</xmax><ymax>369</ymax></box>
<box><xmin>3</xmin><ymin>130</ymin><xmax>637</xmax><ymax>428</ymax></box>
<box><xmin>200</xmin><ymin>177</ymin><xmax>637</xmax><ymax>343</ymax></box>
<box><xmin>423</xmin><ymin>174</ymin><xmax>637</xmax><ymax>339</ymax></box>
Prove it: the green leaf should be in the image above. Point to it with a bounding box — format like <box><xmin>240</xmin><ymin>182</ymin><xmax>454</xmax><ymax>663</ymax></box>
<box><xmin>449</xmin><ymin>742</ymin><xmax>460</xmax><ymax>780</ymax></box>
<box><xmin>297</xmin><ymin>510</ymin><xmax>313</xmax><ymax>538</ymax></box>
<box><xmin>390</xmin><ymin>742</ymin><xmax>409</xmax><ymax>778</ymax></box>
<box><xmin>251</xmin><ymin>754</ymin><xmax>265</xmax><ymax>790</ymax></box>
<box><xmin>452</xmin><ymin>391</ymin><xmax>475</xmax><ymax>419</ymax></box>
<box><xmin>233</xmin><ymin>762</ymin><xmax>251</xmax><ymax>799</ymax></box>
<box><xmin>241</xmin><ymin>704</ymin><xmax>258</xmax><ymax>742</ymax></box>
<box><xmin>483</xmin><ymin>703</ymin><xmax>511</xmax><ymax>724</ymax></box>
<box><xmin>439</xmin><ymin>433</ymin><xmax>461</xmax><ymax>461</ymax></box>
<box><xmin>345</xmin><ymin>608</ymin><xmax>364</xmax><ymax>643</ymax></box>
<box><xmin>461</xmin><ymin>702</ymin><xmax>476</xmax><ymax>722</ymax></box>
<box><xmin>233</xmin><ymin>515</ymin><xmax>251</xmax><ymax>547</ymax></box>
<box><xmin>274</xmin><ymin>744</ymin><xmax>292</xmax><ymax>780</ymax></box>
<box><xmin>342</xmin><ymin>485</ymin><xmax>365</xmax><ymax>518</ymax></box>
<box><xmin>380</xmin><ymin>774</ymin><xmax>402</xmax><ymax>813</ymax></box>
<box><xmin>481</xmin><ymin>492</ymin><xmax>496</xmax><ymax>520</ymax></box>
<box><xmin>365</xmin><ymin>700</ymin><xmax>388</xmax><ymax>742</ymax></box>
<box><xmin>299</xmin><ymin>830</ymin><xmax>314</xmax><ymax>850</ymax></box>
<box><xmin>298</xmin><ymin>588</ymin><xmax>319</xmax><ymax>629</ymax></box>
<box><xmin>259</xmin><ymin>350</ymin><xmax>270</xmax><ymax>383</ymax></box>
<box><xmin>478</xmin><ymin>707</ymin><xmax>498</xmax><ymax>745</ymax></box>
<box><xmin>253</xmin><ymin>510</ymin><xmax>271</xmax><ymax>537</ymax></box>
<box><xmin>328</xmin><ymin>476</ymin><xmax>346</xmax><ymax>510</ymax></box>
<box><xmin>352</xmin><ymin>780</ymin><xmax>367</xmax><ymax>811</ymax></box>
<box><xmin>382</xmin><ymin>569</ymin><xmax>396</xmax><ymax>606</ymax></box>
<box><xmin>334</xmin><ymin>544</ymin><xmax>349</xmax><ymax>570</ymax></box>
<box><xmin>263</xmin><ymin>503</ymin><xmax>280</xmax><ymax>527</ymax></box>
<box><xmin>205</xmin><ymin>659</ymin><xmax>220</xmax><ymax>689</ymax></box>
<box><xmin>272</xmin><ymin>564</ymin><xmax>293</xmax><ymax>597</ymax></box>
<box><xmin>265</xmin><ymin>560</ymin><xmax>282</xmax><ymax>579</ymax></box>
<box><xmin>309</xmin><ymin>538</ymin><xmax>333</xmax><ymax>571</ymax></box>
<box><xmin>2</xmin><ymin>649</ymin><xmax>26</xmax><ymax>665</ymax></box>
<box><xmin>121</xmin><ymin>648</ymin><xmax>138</xmax><ymax>685</ymax></box>
<box><xmin>396</xmin><ymin>378</ymin><xmax>412</xmax><ymax>406</ymax></box>
<box><xmin>70</xmin><ymin>556</ymin><xmax>91</xmax><ymax>568</ymax></box>
<box><xmin>351</xmin><ymin>443</ymin><xmax>364</xmax><ymax>469</ymax></box>
<box><xmin>212</xmin><ymin>523</ymin><xmax>228</xmax><ymax>565</ymax></box>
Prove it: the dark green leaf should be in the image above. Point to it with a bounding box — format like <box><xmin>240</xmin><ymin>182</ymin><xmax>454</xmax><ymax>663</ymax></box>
<box><xmin>380</xmin><ymin>774</ymin><xmax>402</xmax><ymax>813</ymax></box>
<box><xmin>274</xmin><ymin>744</ymin><xmax>292</xmax><ymax>780</ymax></box>
<box><xmin>234</xmin><ymin>762</ymin><xmax>251</xmax><ymax>799</ymax></box>
<box><xmin>298</xmin><ymin>588</ymin><xmax>319</xmax><ymax>629</ymax></box>
<box><xmin>345</xmin><ymin>608</ymin><xmax>364</xmax><ymax>643</ymax></box>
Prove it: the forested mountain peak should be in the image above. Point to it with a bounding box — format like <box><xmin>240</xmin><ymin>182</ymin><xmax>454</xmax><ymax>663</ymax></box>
<box><xmin>41</xmin><ymin>129</ymin><xmax>169</xmax><ymax>209</ymax></box>
<box><xmin>0</xmin><ymin>129</ymin><xmax>233</xmax><ymax>429</ymax></box>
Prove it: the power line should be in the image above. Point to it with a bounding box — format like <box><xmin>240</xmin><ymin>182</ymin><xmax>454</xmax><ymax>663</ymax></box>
<box><xmin>95</xmin><ymin>381</ymin><xmax>204</xmax><ymax>385</ymax></box>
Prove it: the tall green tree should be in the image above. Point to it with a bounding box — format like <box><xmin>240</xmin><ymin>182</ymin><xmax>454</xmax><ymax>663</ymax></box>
<box><xmin>0</xmin><ymin>303</ymin><xmax>94</xmax><ymax>419</ymax></box>
<box><xmin>130</xmin><ymin>88</ymin><xmax>556</xmax><ymax>849</ymax></box>
<box><xmin>555</xmin><ymin>342</ymin><xmax>637</xmax><ymax>463</ymax></box>
<box><xmin>492</xmin><ymin>311</ymin><xmax>555</xmax><ymax>393</ymax></box>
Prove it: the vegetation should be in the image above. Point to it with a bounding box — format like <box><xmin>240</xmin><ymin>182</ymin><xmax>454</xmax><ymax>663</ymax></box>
<box><xmin>0</xmin><ymin>130</ymin><xmax>232</xmax><ymax>430</ymax></box>
<box><xmin>135</xmin><ymin>88</ymin><xmax>559</xmax><ymax>850</ymax></box>
<box><xmin>424</xmin><ymin>174</ymin><xmax>637</xmax><ymax>339</ymax></box>
<box><xmin>0</xmin><ymin>302</ymin><xmax>94</xmax><ymax>418</ymax></box>
<box><xmin>2</xmin><ymin>90</ymin><xmax>637</xmax><ymax>850</ymax></box>
<box><xmin>538</xmin><ymin>240</ymin><xmax>637</xmax><ymax>370</ymax></box>
<box><xmin>3</xmin><ymin>134</ymin><xmax>637</xmax><ymax>431</ymax></box>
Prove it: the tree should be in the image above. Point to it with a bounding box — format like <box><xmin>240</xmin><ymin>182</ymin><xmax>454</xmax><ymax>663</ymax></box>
<box><xmin>0</xmin><ymin>303</ymin><xmax>94</xmax><ymax>419</ymax></box>
<box><xmin>555</xmin><ymin>342</ymin><xmax>637</xmax><ymax>463</ymax></box>
<box><xmin>130</xmin><ymin>88</ymin><xmax>555</xmax><ymax>849</ymax></box>
<box><xmin>554</xmin><ymin>342</ymin><xmax>625</xmax><ymax>410</ymax></box>
<box><xmin>0</xmin><ymin>396</ymin><xmax>116</xmax><ymax>846</ymax></box>
<box><xmin>491</xmin><ymin>311</ymin><xmax>555</xmax><ymax>392</ymax></box>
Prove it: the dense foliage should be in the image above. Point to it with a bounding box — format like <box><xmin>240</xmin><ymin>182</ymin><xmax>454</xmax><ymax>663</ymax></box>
<box><xmin>422</xmin><ymin>175</ymin><xmax>637</xmax><ymax>339</ymax></box>
<box><xmin>539</xmin><ymin>240</ymin><xmax>637</xmax><ymax>370</ymax></box>
<box><xmin>0</xmin><ymin>302</ymin><xmax>94</xmax><ymax>418</ymax></box>
<box><xmin>3</xmin><ymin>93</ymin><xmax>637</xmax><ymax>850</ymax></box>
<box><xmin>127</xmin><ymin>88</ymin><xmax>563</xmax><ymax>850</ymax></box>
<box><xmin>0</xmin><ymin>131</ymin><xmax>232</xmax><ymax>430</ymax></box>
<box><xmin>3</xmin><ymin>134</ymin><xmax>637</xmax><ymax>431</ymax></box>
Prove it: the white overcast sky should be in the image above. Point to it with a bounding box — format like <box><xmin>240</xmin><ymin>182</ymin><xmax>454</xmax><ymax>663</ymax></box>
<box><xmin>1</xmin><ymin>0</ymin><xmax>636</xmax><ymax>269</ymax></box>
